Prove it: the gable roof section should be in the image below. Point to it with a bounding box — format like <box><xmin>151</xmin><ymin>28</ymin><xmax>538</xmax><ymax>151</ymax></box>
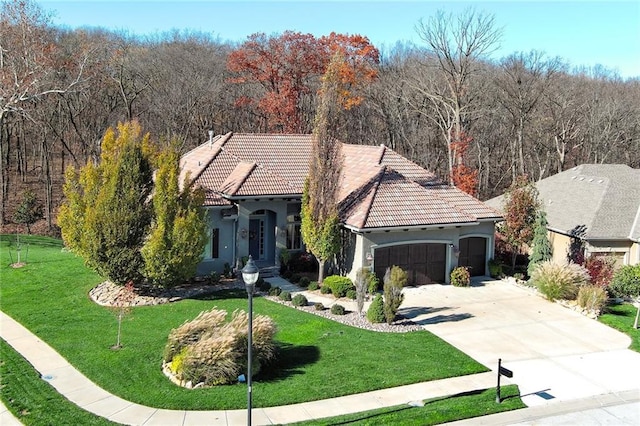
<box><xmin>183</xmin><ymin>132</ymin><xmax>501</xmax><ymax>229</ymax></box>
<box><xmin>486</xmin><ymin>164</ymin><xmax>640</xmax><ymax>242</ymax></box>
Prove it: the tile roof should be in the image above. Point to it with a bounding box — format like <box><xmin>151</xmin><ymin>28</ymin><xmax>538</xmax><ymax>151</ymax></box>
<box><xmin>485</xmin><ymin>164</ymin><xmax>640</xmax><ymax>242</ymax></box>
<box><xmin>183</xmin><ymin>133</ymin><xmax>501</xmax><ymax>230</ymax></box>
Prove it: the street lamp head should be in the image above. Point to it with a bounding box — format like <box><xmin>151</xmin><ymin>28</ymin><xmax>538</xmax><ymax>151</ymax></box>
<box><xmin>242</xmin><ymin>255</ymin><xmax>259</xmax><ymax>293</ymax></box>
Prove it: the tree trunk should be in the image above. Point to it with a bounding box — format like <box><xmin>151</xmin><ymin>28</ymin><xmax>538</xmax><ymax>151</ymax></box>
<box><xmin>317</xmin><ymin>259</ymin><xmax>326</xmax><ymax>284</ymax></box>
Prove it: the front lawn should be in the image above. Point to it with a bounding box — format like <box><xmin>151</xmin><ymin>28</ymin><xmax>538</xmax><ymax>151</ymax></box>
<box><xmin>292</xmin><ymin>385</ymin><xmax>525</xmax><ymax>425</ymax></box>
<box><xmin>0</xmin><ymin>235</ymin><xmax>488</xmax><ymax>410</ymax></box>
<box><xmin>599</xmin><ymin>302</ymin><xmax>640</xmax><ymax>352</ymax></box>
<box><xmin>0</xmin><ymin>338</ymin><xmax>120</xmax><ymax>425</ymax></box>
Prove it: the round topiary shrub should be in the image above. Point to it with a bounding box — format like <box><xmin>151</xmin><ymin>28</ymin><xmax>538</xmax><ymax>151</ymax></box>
<box><xmin>292</xmin><ymin>294</ymin><xmax>308</xmax><ymax>307</ymax></box>
<box><xmin>450</xmin><ymin>266</ymin><xmax>471</xmax><ymax>287</ymax></box>
<box><xmin>320</xmin><ymin>284</ymin><xmax>332</xmax><ymax>294</ymax></box>
<box><xmin>268</xmin><ymin>286</ymin><xmax>282</xmax><ymax>297</ymax></box>
<box><xmin>330</xmin><ymin>304</ymin><xmax>346</xmax><ymax>315</ymax></box>
<box><xmin>308</xmin><ymin>281</ymin><xmax>319</xmax><ymax>291</ymax></box>
<box><xmin>323</xmin><ymin>275</ymin><xmax>355</xmax><ymax>298</ymax></box>
<box><xmin>298</xmin><ymin>276</ymin><xmax>310</xmax><ymax>288</ymax></box>
<box><xmin>314</xmin><ymin>302</ymin><xmax>324</xmax><ymax>310</ymax></box>
<box><xmin>290</xmin><ymin>274</ymin><xmax>301</xmax><ymax>283</ymax></box>
<box><xmin>279</xmin><ymin>291</ymin><xmax>292</xmax><ymax>301</ymax></box>
<box><xmin>346</xmin><ymin>289</ymin><xmax>357</xmax><ymax>300</ymax></box>
<box><xmin>367</xmin><ymin>294</ymin><xmax>385</xmax><ymax>323</ymax></box>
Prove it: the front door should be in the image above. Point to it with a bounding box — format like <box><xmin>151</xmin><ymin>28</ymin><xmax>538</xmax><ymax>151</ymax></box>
<box><xmin>249</xmin><ymin>218</ymin><xmax>263</xmax><ymax>260</ymax></box>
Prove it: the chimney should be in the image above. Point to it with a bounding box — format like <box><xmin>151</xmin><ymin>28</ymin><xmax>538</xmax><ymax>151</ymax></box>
<box><xmin>208</xmin><ymin>130</ymin><xmax>214</xmax><ymax>146</ymax></box>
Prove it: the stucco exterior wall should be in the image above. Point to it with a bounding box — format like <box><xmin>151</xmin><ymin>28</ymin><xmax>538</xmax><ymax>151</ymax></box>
<box><xmin>549</xmin><ymin>231</ymin><xmax>572</xmax><ymax>264</ymax></box>
<box><xmin>197</xmin><ymin>207</ymin><xmax>236</xmax><ymax>276</ymax></box>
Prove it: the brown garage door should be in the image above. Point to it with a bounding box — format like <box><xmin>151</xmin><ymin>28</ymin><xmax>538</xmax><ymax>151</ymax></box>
<box><xmin>458</xmin><ymin>237</ymin><xmax>486</xmax><ymax>276</ymax></box>
<box><xmin>374</xmin><ymin>243</ymin><xmax>446</xmax><ymax>285</ymax></box>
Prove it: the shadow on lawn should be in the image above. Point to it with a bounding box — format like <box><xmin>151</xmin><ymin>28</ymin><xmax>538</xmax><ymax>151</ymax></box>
<box><xmin>258</xmin><ymin>343</ymin><xmax>320</xmax><ymax>382</ymax></box>
<box><xmin>322</xmin><ymin>389</ymin><xmax>490</xmax><ymax>425</ymax></box>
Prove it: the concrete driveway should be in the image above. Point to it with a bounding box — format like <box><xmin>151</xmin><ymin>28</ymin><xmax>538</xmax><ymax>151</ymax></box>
<box><xmin>399</xmin><ymin>279</ymin><xmax>640</xmax><ymax>407</ymax></box>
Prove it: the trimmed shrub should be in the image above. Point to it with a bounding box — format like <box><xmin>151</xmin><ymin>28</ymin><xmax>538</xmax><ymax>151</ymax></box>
<box><xmin>257</xmin><ymin>279</ymin><xmax>271</xmax><ymax>292</ymax></box>
<box><xmin>308</xmin><ymin>281</ymin><xmax>319</xmax><ymax>291</ymax></box>
<box><xmin>450</xmin><ymin>266</ymin><xmax>471</xmax><ymax>287</ymax></box>
<box><xmin>577</xmin><ymin>285</ymin><xmax>608</xmax><ymax>314</ymax></box>
<box><xmin>268</xmin><ymin>286</ymin><xmax>282</xmax><ymax>297</ymax></box>
<box><xmin>531</xmin><ymin>261</ymin><xmax>589</xmax><ymax>301</ymax></box>
<box><xmin>584</xmin><ymin>256</ymin><xmax>616</xmax><ymax>288</ymax></box>
<box><xmin>163</xmin><ymin>308</ymin><xmax>276</xmax><ymax>387</ymax></box>
<box><xmin>208</xmin><ymin>271</ymin><xmax>220</xmax><ymax>285</ymax></box>
<box><xmin>323</xmin><ymin>275</ymin><xmax>355</xmax><ymax>298</ymax></box>
<box><xmin>488</xmin><ymin>259</ymin><xmax>503</xmax><ymax>279</ymax></box>
<box><xmin>346</xmin><ymin>289</ymin><xmax>357</xmax><ymax>300</ymax></box>
<box><xmin>314</xmin><ymin>302</ymin><xmax>325</xmax><ymax>311</ymax></box>
<box><xmin>289</xmin><ymin>251</ymin><xmax>318</xmax><ymax>273</ymax></box>
<box><xmin>367</xmin><ymin>294</ymin><xmax>385</xmax><ymax>323</ymax></box>
<box><xmin>608</xmin><ymin>264</ymin><xmax>640</xmax><ymax>299</ymax></box>
<box><xmin>383</xmin><ymin>266</ymin><xmax>406</xmax><ymax>323</ymax></box>
<box><xmin>282</xmin><ymin>270</ymin><xmax>293</xmax><ymax>280</ymax></box>
<box><xmin>320</xmin><ymin>284</ymin><xmax>332</xmax><ymax>294</ymax></box>
<box><xmin>279</xmin><ymin>291</ymin><xmax>292</xmax><ymax>301</ymax></box>
<box><xmin>298</xmin><ymin>276</ymin><xmax>310</xmax><ymax>288</ymax></box>
<box><xmin>291</xmin><ymin>294</ymin><xmax>308</xmax><ymax>307</ymax></box>
<box><xmin>290</xmin><ymin>274</ymin><xmax>301</xmax><ymax>283</ymax></box>
<box><xmin>330</xmin><ymin>304</ymin><xmax>346</xmax><ymax>315</ymax></box>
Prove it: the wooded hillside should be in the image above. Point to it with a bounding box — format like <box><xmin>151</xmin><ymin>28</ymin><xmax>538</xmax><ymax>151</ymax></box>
<box><xmin>2</xmin><ymin>0</ymin><xmax>638</xmax><ymax>235</ymax></box>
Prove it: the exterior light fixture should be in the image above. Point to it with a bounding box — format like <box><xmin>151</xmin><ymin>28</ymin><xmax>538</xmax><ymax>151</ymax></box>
<box><xmin>241</xmin><ymin>255</ymin><xmax>259</xmax><ymax>425</ymax></box>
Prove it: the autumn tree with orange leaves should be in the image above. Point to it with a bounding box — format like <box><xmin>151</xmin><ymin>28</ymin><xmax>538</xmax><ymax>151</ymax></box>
<box><xmin>450</xmin><ymin>130</ymin><xmax>479</xmax><ymax>196</ymax></box>
<box><xmin>227</xmin><ymin>31</ymin><xmax>379</xmax><ymax>133</ymax></box>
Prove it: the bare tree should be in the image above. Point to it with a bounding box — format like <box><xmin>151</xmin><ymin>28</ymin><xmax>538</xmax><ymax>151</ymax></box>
<box><xmin>413</xmin><ymin>8</ymin><xmax>502</xmax><ymax>182</ymax></box>
<box><xmin>494</xmin><ymin>51</ymin><xmax>560</xmax><ymax>183</ymax></box>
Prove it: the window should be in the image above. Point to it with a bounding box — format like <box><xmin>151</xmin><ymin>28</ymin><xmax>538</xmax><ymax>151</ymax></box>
<box><xmin>211</xmin><ymin>228</ymin><xmax>219</xmax><ymax>259</ymax></box>
<box><xmin>286</xmin><ymin>203</ymin><xmax>302</xmax><ymax>250</ymax></box>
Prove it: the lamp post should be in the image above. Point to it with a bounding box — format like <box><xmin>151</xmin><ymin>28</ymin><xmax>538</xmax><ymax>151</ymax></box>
<box><xmin>241</xmin><ymin>255</ymin><xmax>259</xmax><ymax>426</ymax></box>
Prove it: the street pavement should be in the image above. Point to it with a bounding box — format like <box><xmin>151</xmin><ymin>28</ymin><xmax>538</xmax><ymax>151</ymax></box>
<box><xmin>1</xmin><ymin>277</ymin><xmax>638</xmax><ymax>425</ymax></box>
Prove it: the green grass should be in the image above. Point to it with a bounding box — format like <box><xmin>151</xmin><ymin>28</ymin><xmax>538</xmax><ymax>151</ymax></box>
<box><xmin>599</xmin><ymin>302</ymin><xmax>640</xmax><ymax>352</ymax></box>
<box><xmin>0</xmin><ymin>338</ymin><xmax>120</xmax><ymax>425</ymax></box>
<box><xmin>292</xmin><ymin>385</ymin><xmax>525</xmax><ymax>425</ymax></box>
<box><xmin>0</xmin><ymin>235</ymin><xmax>488</xmax><ymax>411</ymax></box>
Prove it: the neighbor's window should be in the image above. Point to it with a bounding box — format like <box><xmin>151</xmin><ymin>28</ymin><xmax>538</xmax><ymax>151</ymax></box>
<box><xmin>286</xmin><ymin>203</ymin><xmax>302</xmax><ymax>250</ymax></box>
<box><xmin>211</xmin><ymin>228</ymin><xmax>219</xmax><ymax>259</ymax></box>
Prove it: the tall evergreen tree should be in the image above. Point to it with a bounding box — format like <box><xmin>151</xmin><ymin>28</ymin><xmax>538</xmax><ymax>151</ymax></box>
<box><xmin>141</xmin><ymin>146</ymin><xmax>208</xmax><ymax>288</ymax></box>
<box><xmin>527</xmin><ymin>210</ymin><xmax>552</xmax><ymax>276</ymax></box>
<box><xmin>59</xmin><ymin>121</ymin><xmax>153</xmax><ymax>284</ymax></box>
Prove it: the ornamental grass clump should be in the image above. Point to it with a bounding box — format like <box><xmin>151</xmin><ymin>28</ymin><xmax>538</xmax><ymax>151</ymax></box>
<box><xmin>531</xmin><ymin>261</ymin><xmax>589</xmax><ymax>301</ymax></box>
<box><xmin>163</xmin><ymin>308</ymin><xmax>276</xmax><ymax>387</ymax></box>
<box><xmin>577</xmin><ymin>285</ymin><xmax>608</xmax><ymax>315</ymax></box>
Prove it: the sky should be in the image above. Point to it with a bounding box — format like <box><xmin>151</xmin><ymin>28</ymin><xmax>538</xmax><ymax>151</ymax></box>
<box><xmin>39</xmin><ymin>0</ymin><xmax>640</xmax><ymax>78</ymax></box>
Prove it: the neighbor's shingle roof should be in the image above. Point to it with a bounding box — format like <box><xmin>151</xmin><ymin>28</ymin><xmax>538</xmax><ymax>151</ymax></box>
<box><xmin>485</xmin><ymin>164</ymin><xmax>640</xmax><ymax>242</ymax></box>
<box><xmin>182</xmin><ymin>133</ymin><xmax>501</xmax><ymax>230</ymax></box>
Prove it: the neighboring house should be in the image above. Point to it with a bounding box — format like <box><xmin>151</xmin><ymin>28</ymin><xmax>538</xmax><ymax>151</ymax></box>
<box><xmin>486</xmin><ymin>164</ymin><xmax>640</xmax><ymax>266</ymax></box>
<box><xmin>180</xmin><ymin>132</ymin><xmax>502</xmax><ymax>284</ymax></box>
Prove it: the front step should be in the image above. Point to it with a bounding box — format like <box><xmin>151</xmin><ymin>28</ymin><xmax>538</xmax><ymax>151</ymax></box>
<box><xmin>258</xmin><ymin>265</ymin><xmax>279</xmax><ymax>278</ymax></box>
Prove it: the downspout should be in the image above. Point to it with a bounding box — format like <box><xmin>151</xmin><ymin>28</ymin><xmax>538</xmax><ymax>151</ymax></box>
<box><xmin>233</xmin><ymin>210</ymin><xmax>238</xmax><ymax>269</ymax></box>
